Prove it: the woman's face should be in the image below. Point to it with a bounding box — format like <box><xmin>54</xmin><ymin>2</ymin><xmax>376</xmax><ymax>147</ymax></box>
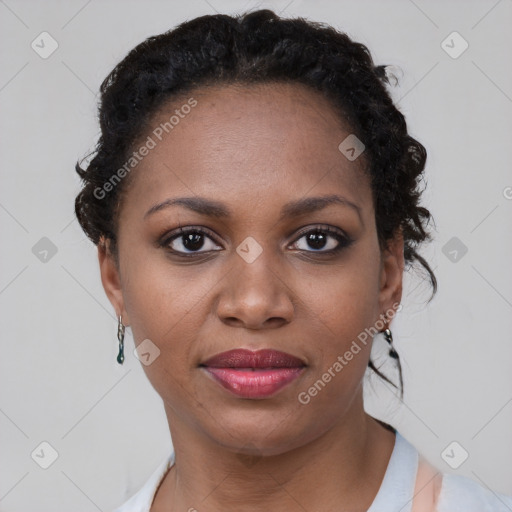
<box><xmin>99</xmin><ymin>82</ymin><xmax>403</xmax><ymax>456</ymax></box>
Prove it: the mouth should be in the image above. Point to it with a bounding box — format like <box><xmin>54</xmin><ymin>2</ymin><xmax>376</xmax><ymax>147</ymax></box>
<box><xmin>200</xmin><ymin>349</ymin><xmax>306</xmax><ymax>399</ymax></box>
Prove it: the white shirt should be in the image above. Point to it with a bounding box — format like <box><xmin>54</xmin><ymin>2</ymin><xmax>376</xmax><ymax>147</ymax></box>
<box><xmin>113</xmin><ymin>431</ymin><xmax>512</xmax><ymax>511</ymax></box>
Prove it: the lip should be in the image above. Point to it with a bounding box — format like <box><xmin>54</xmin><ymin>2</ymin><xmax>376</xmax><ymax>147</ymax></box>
<box><xmin>200</xmin><ymin>349</ymin><xmax>306</xmax><ymax>399</ymax></box>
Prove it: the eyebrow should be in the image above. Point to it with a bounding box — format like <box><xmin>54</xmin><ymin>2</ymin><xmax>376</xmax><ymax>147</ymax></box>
<box><xmin>144</xmin><ymin>194</ymin><xmax>362</xmax><ymax>222</ymax></box>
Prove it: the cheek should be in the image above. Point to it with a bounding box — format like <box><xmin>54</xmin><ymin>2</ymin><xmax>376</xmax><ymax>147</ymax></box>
<box><xmin>121</xmin><ymin>245</ymin><xmax>210</xmax><ymax>341</ymax></box>
<box><xmin>309</xmin><ymin>253</ymin><xmax>381</xmax><ymax>339</ymax></box>
<box><xmin>119</xmin><ymin>250</ymin><xmax>220</xmax><ymax>390</ymax></box>
<box><xmin>297</xmin><ymin>246</ymin><xmax>382</xmax><ymax>387</ymax></box>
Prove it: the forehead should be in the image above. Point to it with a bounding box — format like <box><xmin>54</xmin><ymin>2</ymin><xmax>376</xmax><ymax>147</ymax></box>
<box><xmin>121</xmin><ymin>82</ymin><xmax>373</xmax><ymax>219</ymax></box>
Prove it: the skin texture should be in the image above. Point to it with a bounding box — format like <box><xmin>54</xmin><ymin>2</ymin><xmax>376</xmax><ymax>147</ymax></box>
<box><xmin>98</xmin><ymin>82</ymin><xmax>405</xmax><ymax>511</ymax></box>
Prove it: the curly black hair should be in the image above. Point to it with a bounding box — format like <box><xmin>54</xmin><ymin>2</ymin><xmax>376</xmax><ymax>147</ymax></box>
<box><xmin>74</xmin><ymin>9</ymin><xmax>437</xmax><ymax>398</ymax></box>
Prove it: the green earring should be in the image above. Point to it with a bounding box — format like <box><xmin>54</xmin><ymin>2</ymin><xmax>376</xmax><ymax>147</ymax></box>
<box><xmin>117</xmin><ymin>315</ymin><xmax>125</xmax><ymax>364</ymax></box>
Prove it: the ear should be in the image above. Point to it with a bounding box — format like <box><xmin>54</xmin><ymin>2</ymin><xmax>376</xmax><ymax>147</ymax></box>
<box><xmin>98</xmin><ymin>236</ymin><xmax>130</xmax><ymax>326</ymax></box>
<box><xmin>378</xmin><ymin>228</ymin><xmax>405</xmax><ymax>321</ymax></box>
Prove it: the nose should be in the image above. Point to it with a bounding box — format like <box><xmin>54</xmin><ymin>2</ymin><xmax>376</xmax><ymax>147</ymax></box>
<box><xmin>215</xmin><ymin>246</ymin><xmax>295</xmax><ymax>330</ymax></box>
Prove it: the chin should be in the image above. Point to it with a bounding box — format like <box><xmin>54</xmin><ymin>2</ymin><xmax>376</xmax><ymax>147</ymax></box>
<box><xmin>202</xmin><ymin>406</ymin><xmax>329</xmax><ymax>457</ymax></box>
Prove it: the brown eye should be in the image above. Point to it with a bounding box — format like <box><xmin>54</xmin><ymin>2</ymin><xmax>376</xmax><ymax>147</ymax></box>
<box><xmin>291</xmin><ymin>226</ymin><xmax>353</xmax><ymax>254</ymax></box>
<box><xmin>162</xmin><ymin>228</ymin><xmax>222</xmax><ymax>255</ymax></box>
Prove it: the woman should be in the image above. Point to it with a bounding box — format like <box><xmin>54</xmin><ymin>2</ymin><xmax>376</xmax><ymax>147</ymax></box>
<box><xmin>74</xmin><ymin>9</ymin><xmax>512</xmax><ymax>511</ymax></box>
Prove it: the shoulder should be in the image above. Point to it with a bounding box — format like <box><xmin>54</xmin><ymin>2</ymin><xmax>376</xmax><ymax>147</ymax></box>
<box><xmin>437</xmin><ymin>472</ymin><xmax>512</xmax><ymax>512</ymax></box>
<box><xmin>395</xmin><ymin>432</ymin><xmax>512</xmax><ymax>512</ymax></box>
<box><xmin>112</xmin><ymin>452</ymin><xmax>174</xmax><ymax>512</ymax></box>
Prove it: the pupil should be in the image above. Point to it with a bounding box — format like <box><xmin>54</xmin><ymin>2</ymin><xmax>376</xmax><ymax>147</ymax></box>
<box><xmin>180</xmin><ymin>231</ymin><xmax>330</xmax><ymax>252</ymax></box>
<box><xmin>308</xmin><ymin>232</ymin><xmax>326</xmax><ymax>250</ymax></box>
<box><xmin>183</xmin><ymin>233</ymin><xmax>204</xmax><ymax>251</ymax></box>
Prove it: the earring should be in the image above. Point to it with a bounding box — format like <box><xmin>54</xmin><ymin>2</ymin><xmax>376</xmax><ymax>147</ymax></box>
<box><xmin>381</xmin><ymin>326</ymin><xmax>404</xmax><ymax>398</ymax></box>
<box><xmin>382</xmin><ymin>327</ymin><xmax>399</xmax><ymax>359</ymax></box>
<box><xmin>117</xmin><ymin>315</ymin><xmax>125</xmax><ymax>365</ymax></box>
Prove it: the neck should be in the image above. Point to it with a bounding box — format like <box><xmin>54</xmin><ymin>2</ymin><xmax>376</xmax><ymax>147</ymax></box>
<box><xmin>153</xmin><ymin>391</ymin><xmax>396</xmax><ymax>512</ymax></box>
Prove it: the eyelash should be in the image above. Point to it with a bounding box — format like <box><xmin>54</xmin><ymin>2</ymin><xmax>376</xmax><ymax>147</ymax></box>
<box><xmin>159</xmin><ymin>225</ymin><xmax>354</xmax><ymax>258</ymax></box>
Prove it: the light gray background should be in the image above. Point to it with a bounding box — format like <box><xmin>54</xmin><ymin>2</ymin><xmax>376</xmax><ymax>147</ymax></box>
<box><xmin>1</xmin><ymin>0</ymin><xmax>511</xmax><ymax>510</ymax></box>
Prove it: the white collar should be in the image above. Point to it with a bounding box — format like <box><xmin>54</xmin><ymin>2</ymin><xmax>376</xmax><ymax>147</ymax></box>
<box><xmin>114</xmin><ymin>431</ymin><xmax>417</xmax><ymax>512</ymax></box>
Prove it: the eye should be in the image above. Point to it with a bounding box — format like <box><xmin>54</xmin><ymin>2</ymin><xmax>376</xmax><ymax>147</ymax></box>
<box><xmin>161</xmin><ymin>227</ymin><xmax>222</xmax><ymax>255</ymax></box>
<box><xmin>290</xmin><ymin>226</ymin><xmax>353</xmax><ymax>254</ymax></box>
<box><xmin>160</xmin><ymin>225</ymin><xmax>353</xmax><ymax>257</ymax></box>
